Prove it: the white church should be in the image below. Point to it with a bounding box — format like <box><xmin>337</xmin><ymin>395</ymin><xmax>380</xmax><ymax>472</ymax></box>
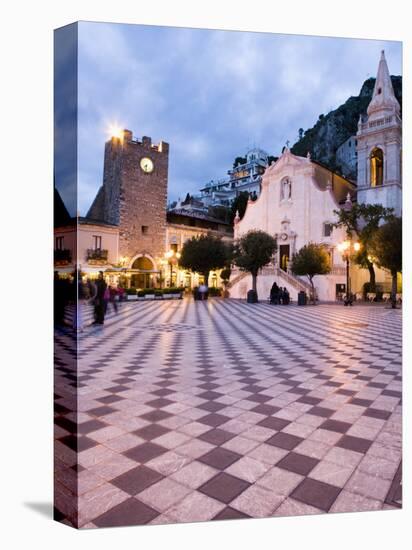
<box><xmin>228</xmin><ymin>51</ymin><xmax>401</xmax><ymax>302</ymax></box>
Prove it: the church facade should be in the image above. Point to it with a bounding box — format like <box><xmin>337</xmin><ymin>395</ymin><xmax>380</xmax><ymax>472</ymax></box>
<box><xmin>229</xmin><ymin>50</ymin><xmax>401</xmax><ymax>301</ymax></box>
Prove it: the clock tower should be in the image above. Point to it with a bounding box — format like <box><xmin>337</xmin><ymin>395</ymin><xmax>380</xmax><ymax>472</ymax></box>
<box><xmin>87</xmin><ymin>129</ymin><xmax>169</xmax><ymax>269</ymax></box>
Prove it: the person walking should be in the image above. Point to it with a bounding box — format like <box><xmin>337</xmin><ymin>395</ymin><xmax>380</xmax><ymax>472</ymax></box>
<box><xmin>108</xmin><ymin>285</ymin><xmax>119</xmax><ymax>314</ymax></box>
<box><xmin>283</xmin><ymin>287</ymin><xmax>290</xmax><ymax>305</ymax></box>
<box><xmin>270</xmin><ymin>281</ymin><xmax>279</xmax><ymax>304</ymax></box>
<box><xmin>93</xmin><ymin>271</ymin><xmax>107</xmax><ymax>325</ymax></box>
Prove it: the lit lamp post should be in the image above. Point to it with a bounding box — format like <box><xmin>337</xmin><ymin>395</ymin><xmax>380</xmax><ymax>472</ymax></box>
<box><xmin>337</xmin><ymin>239</ymin><xmax>361</xmax><ymax>306</ymax></box>
<box><xmin>164</xmin><ymin>250</ymin><xmax>181</xmax><ymax>287</ymax></box>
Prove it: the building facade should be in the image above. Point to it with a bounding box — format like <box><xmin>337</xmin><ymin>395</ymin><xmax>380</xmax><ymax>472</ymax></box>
<box><xmin>229</xmin><ymin>149</ymin><xmax>354</xmax><ymax>301</ymax></box>
<box><xmin>199</xmin><ymin>148</ymin><xmax>270</xmax><ymax>207</ymax></box>
<box><xmin>356</xmin><ymin>51</ymin><xmax>402</xmax><ymax>216</ymax></box>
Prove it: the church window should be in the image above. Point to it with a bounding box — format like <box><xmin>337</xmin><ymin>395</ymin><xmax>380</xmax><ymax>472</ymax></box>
<box><xmin>323</xmin><ymin>223</ymin><xmax>333</xmax><ymax>237</ymax></box>
<box><xmin>370</xmin><ymin>148</ymin><xmax>384</xmax><ymax>187</ymax></box>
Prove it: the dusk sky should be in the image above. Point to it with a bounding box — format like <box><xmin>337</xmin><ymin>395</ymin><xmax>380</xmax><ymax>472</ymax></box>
<box><xmin>72</xmin><ymin>22</ymin><xmax>402</xmax><ymax>215</ymax></box>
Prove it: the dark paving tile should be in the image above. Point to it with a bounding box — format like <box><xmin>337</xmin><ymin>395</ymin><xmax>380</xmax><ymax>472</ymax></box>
<box><xmin>251</xmin><ymin>404</ymin><xmax>281</xmax><ymax>416</ymax></box>
<box><xmin>296</xmin><ymin>396</ymin><xmax>322</xmax><ymax>406</ymax></box>
<box><xmin>364</xmin><ymin>408</ymin><xmax>392</xmax><ymax>420</ymax></box>
<box><xmin>350</xmin><ymin>398</ymin><xmax>373</xmax><ymax>407</ymax></box>
<box><xmin>93</xmin><ymin>497</ymin><xmax>159</xmax><ymax>527</ymax></box>
<box><xmin>381</xmin><ymin>390</ymin><xmax>402</xmax><ymax>398</ymax></box>
<box><xmin>141</xmin><ymin>410</ymin><xmax>172</xmax><ymax>422</ymax></box>
<box><xmin>336</xmin><ymin>435</ymin><xmax>373</xmax><ymax>454</ymax></box>
<box><xmin>199</xmin><ymin>428</ymin><xmax>236</xmax><ymax>446</ymax></box>
<box><xmin>59</xmin><ymin>435</ymin><xmax>97</xmax><ymax>452</ymax></box>
<box><xmin>336</xmin><ymin>389</ymin><xmax>357</xmax><ymax>396</ymax></box>
<box><xmin>198</xmin><ymin>391</ymin><xmax>225</xmax><ymax>401</ymax></box>
<box><xmin>308</xmin><ymin>406</ymin><xmax>335</xmax><ymax>418</ymax></box>
<box><xmin>87</xmin><ymin>405</ymin><xmax>116</xmax><ymax>417</ymax></box>
<box><xmin>257</xmin><ymin>417</ymin><xmax>291</xmax><ymax>431</ymax></box>
<box><xmin>134</xmin><ymin>424</ymin><xmax>170</xmax><ymax>441</ymax></box>
<box><xmin>319</xmin><ymin>419</ymin><xmax>352</xmax><ymax>433</ymax></box>
<box><xmin>111</xmin><ymin>465</ymin><xmax>164</xmax><ymax>495</ymax></box>
<box><xmin>151</xmin><ymin>388</ymin><xmax>175</xmax><ymax>397</ymax></box>
<box><xmin>198</xmin><ymin>413</ymin><xmax>231</xmax><ymax>427</ymax></box>
<box><xmin>212</xmin><ymin>507</ymin><xmax>251</xmax><ymax>520</ymax></box>
<box><xmin>105</xmin><ymin>385</ymin><xmax>129</xmax><ymax>393</ymax></box>
<box><xmin>124</xmin><ymin>442</ymin><xmax>168</xmax><ymax>463</ymax></box>
<box><xmin>198</xmin><ymin>401</ymin><xmax>226</xmax><ymax>413</ymax></box>
<box><xmin>198</xmin><ymin>447</ymin><xmax>242</xmax><ymax>470</ymax></box>
<box><xmin>276</xmin><ymin>452</ymin><xmax>319</xmax><ymax>476</ymax></box>
<box><xmin>265</xmin><ymin>432</ymin><xmax>303</xmax><ymax>450</ymax></box>
<box><xmin>97</xmin><ymin>395</ymin><xmax>124</xmax><ymax>404</ymax></box>
<box><xmin>199</xmin><ymin>473</ymin><xmax>250</xmax><ymax>504</ymax></box>
<box><xmin>291</xmin><ymin>478</ymin><xmax>341</xmax><ymax>512</ymax></box>
<box><xmin>246</xmin><ymin>394</ymin><xmax>273</xmax><ymax>403</ymax></box>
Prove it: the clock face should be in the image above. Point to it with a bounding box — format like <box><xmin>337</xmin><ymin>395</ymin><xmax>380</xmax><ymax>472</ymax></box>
<box><xmin>140</xmin><ymin>157</ymin><xmax>154</xmax><ymax>173</ymax></box>
<box><xmin>280</xmin><ymin>233</ymin><xmax>288</xmax><ymax>241</ymax></box>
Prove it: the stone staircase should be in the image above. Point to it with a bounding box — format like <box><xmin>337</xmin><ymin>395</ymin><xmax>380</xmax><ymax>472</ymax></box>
<box><xmin>227</xmin><ymin>265</ymin><xmax>313</xmax><ymax>300</ymax></box>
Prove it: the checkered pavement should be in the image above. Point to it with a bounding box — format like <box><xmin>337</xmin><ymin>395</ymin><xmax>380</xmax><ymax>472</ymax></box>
<box><xmin>54</xmin><ymin>299</ymin><xmax>402</xmax><ymax>528</ymax></box>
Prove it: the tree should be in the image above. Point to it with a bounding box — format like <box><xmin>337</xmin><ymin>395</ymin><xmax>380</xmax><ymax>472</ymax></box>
<box><xmin>232</xmin><ymin>230</ymin><xmax>277</xmax><ymax>301</ymax></box>
<box><xmin>298</xmin><ymin>128</ymin><xmax>304</xmax><ymax>140</ymax></box>
<box><xmin>179</xmin><ymin>235</ymin><xmax>229</xmax><ymax>286</ymax></box>
<box><xmin>233</xmin><ymin>156</ymin><xmax>247</xmax><ymax>168</ymax></box>
<box><xmin>290</xmin><ymin>243</ymin><xmax>331</xmax><ymax>304</ymax></box>
<box><xmin>369</xmin><ymin>217</ymin><xmax>402</xmax><ymax>309</ymax></box>
<box><xmin>333</xmin><ymin>203</ymin><xmax>394</xmax><ymax>292</ymax></box>
<box><xmin>230</xmin><ymin>191</ymin><xmax>250</xmax><ymax>223</ymax></box>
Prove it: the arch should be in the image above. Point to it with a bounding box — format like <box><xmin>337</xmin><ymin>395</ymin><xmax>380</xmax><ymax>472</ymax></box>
<box><xmin>370</xmin><ymin>147</ymin><xmax>384</xmax><ymax>187</ymax></box>
<box><xmin>132</xmin><ymin>256</ymin><xmax>154</xmax><ymax>270</ymax></box>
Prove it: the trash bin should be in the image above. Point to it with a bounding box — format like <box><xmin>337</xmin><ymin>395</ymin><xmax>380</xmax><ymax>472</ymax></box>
<box><xmin>247</xmin><ymin>289</ymin><xmax>258</xmax><ymax>303</ymax></box>
<box><xmin>298</xmin><ymin>291</ymin><xmax>307</xmax><ymax>306</ymax></box>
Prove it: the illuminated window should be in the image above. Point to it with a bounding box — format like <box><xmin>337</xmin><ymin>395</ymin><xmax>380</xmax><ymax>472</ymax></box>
<box><xmin>370</xmin><ymin>148</ymin><xmax>384</xmax><ymax>187</ymax></box>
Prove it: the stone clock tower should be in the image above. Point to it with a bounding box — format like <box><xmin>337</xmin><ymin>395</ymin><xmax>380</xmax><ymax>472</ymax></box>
<box><xmin>87</xmin><ymin>129</ymin><xmax>169</xmax><ymax>269</ymax></box>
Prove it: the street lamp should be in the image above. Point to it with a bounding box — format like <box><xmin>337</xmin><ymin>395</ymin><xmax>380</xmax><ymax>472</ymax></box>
<box><xmin>337</xmin><ymin>239</ymin><xmax>361</xmax><ymax>306</ymax></box>
<box><xmin>164</xmin><ymin>250</ymin><xmax>181</xmax><ymax>287</ymax></box>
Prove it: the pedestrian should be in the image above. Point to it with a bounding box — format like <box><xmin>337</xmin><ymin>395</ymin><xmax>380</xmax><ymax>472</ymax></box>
<box><xmin>270</xmin><ymin>281</ymin><xmax>279</xmax><ymax>304</ymax></box>
<box><xmin>93</xmin><ymin>271</ymin><xmax>107</xmax><ymax>325</ymax></box>
<box><xmin>278</xmin><ymin>287</ymin><xmax>285</xmax><ymax>304</ymax></box>
<box><xmin>198</xmin><ymin>282</ymin><xmax>208</xmax><ymax>300</ymax></box>
<box><xmin>109</xmin><ymin>285</ymin><xmax>119</xmax><ymax>314</ymax></box>
<box><xmin>283</xmin><ymin>287</ymin><xmax>290</xmax><ymax>305</ymax></box>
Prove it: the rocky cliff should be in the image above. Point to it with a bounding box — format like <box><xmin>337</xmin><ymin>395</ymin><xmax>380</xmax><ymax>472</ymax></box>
<box><xmin>291</xmin><ymin>76</ymin><xmax>402</xmax><ymax>177</ymax></box>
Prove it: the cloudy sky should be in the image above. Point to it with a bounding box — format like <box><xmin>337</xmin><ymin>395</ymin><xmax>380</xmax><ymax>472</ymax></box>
<box><xmin>58</xmin><ymin>22</ymin><xmax>402</xmax><ymax>215</ymax></box>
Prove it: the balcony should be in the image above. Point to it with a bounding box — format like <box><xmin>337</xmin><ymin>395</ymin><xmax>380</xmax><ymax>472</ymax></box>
<box><xmin>54</xmin><ymin>248</ymin><xmax>72</xmax><ymax>265</ymax></box>
<box><xmin>87</xmin><ymin>248</ymin><xmax>109</xmax><ymax>264</ymax></box>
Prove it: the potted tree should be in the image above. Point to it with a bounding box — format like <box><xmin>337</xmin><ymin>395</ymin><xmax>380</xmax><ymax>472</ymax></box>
<box><xmin>232</xmin><ymin>230</ymin><xmax>277</xmax><ymax>303</ymax></box>
<box><xmin>290</xmin><ymin>243</ymin><xmax>331</xmax><ymax>304</ymax></box>
<box><xmin>179</xmin><ymin>235</ymin><xmax>229</xmax><ymax>300</ymax></box>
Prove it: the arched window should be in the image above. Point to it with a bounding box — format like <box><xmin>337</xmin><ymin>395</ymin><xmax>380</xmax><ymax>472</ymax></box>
<box><xmin>370</xmin><ymin>148</ymin><xmax>384</xmax><ymax>187</ymax></box>
<box><xmin>132</xmin><ymin>256</ymin><xmax>154</xmax><ymax>270</ymax></box>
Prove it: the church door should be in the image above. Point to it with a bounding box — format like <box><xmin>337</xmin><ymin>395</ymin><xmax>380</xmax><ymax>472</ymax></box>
<box><xmin>280</xmin><ymin>245</ymin><xmax>290</xmax><ymax>271</ymax></box>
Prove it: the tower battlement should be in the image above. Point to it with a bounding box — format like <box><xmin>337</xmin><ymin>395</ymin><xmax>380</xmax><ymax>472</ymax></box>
<box><xmin>111</xmin><ymin>129</ymin><xmax>169</xmax><ymax>154</ymax></box>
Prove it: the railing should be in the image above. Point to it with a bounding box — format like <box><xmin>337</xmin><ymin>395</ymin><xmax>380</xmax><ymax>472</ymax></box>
<box><xmin>329</xmin><ymin>266</ymin><xmax>347</xmax><ymax>276</ymax></box>
<box><xmin>54</xmin><ymin>249</ymin><xmax>72</xmax><ymax>264</ymax></box>
<box><xmin>275</xmin><ymin>267</ymin><xmax>312</xmax><ymax>293</ymax></box>
<box><xmin>87</xmin><ymin>248</ymin><xmax>108</xmax><ymax>262</ymax></box>
<box><xmin>360</xmin><ymin>114</ymin><xmax>400</xmax><ymax>132</ymax></box>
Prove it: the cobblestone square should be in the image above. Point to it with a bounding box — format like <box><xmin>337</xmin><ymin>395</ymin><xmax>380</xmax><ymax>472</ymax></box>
<box><xmin>54</xmin><ymin>300</ymin><xmax>402</xmax><ymax>527</ymax></box>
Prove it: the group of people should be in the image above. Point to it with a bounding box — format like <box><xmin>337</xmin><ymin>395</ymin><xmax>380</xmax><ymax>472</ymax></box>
<box><xmin>78</xmin><ymin>271</ymin><xmax>124</xmax><ymax>330</ymax></box>
<box><xmin>270</xmin><ymin>282</ymin><xmax>290</xmax><ymax>305</ymax></box>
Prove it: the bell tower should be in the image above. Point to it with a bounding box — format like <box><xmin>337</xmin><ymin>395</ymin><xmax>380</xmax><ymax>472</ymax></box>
<box><xmin>356</xmin><ymin>51</ymin><xmax>402</xmax><ymax>215</ymax></box>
